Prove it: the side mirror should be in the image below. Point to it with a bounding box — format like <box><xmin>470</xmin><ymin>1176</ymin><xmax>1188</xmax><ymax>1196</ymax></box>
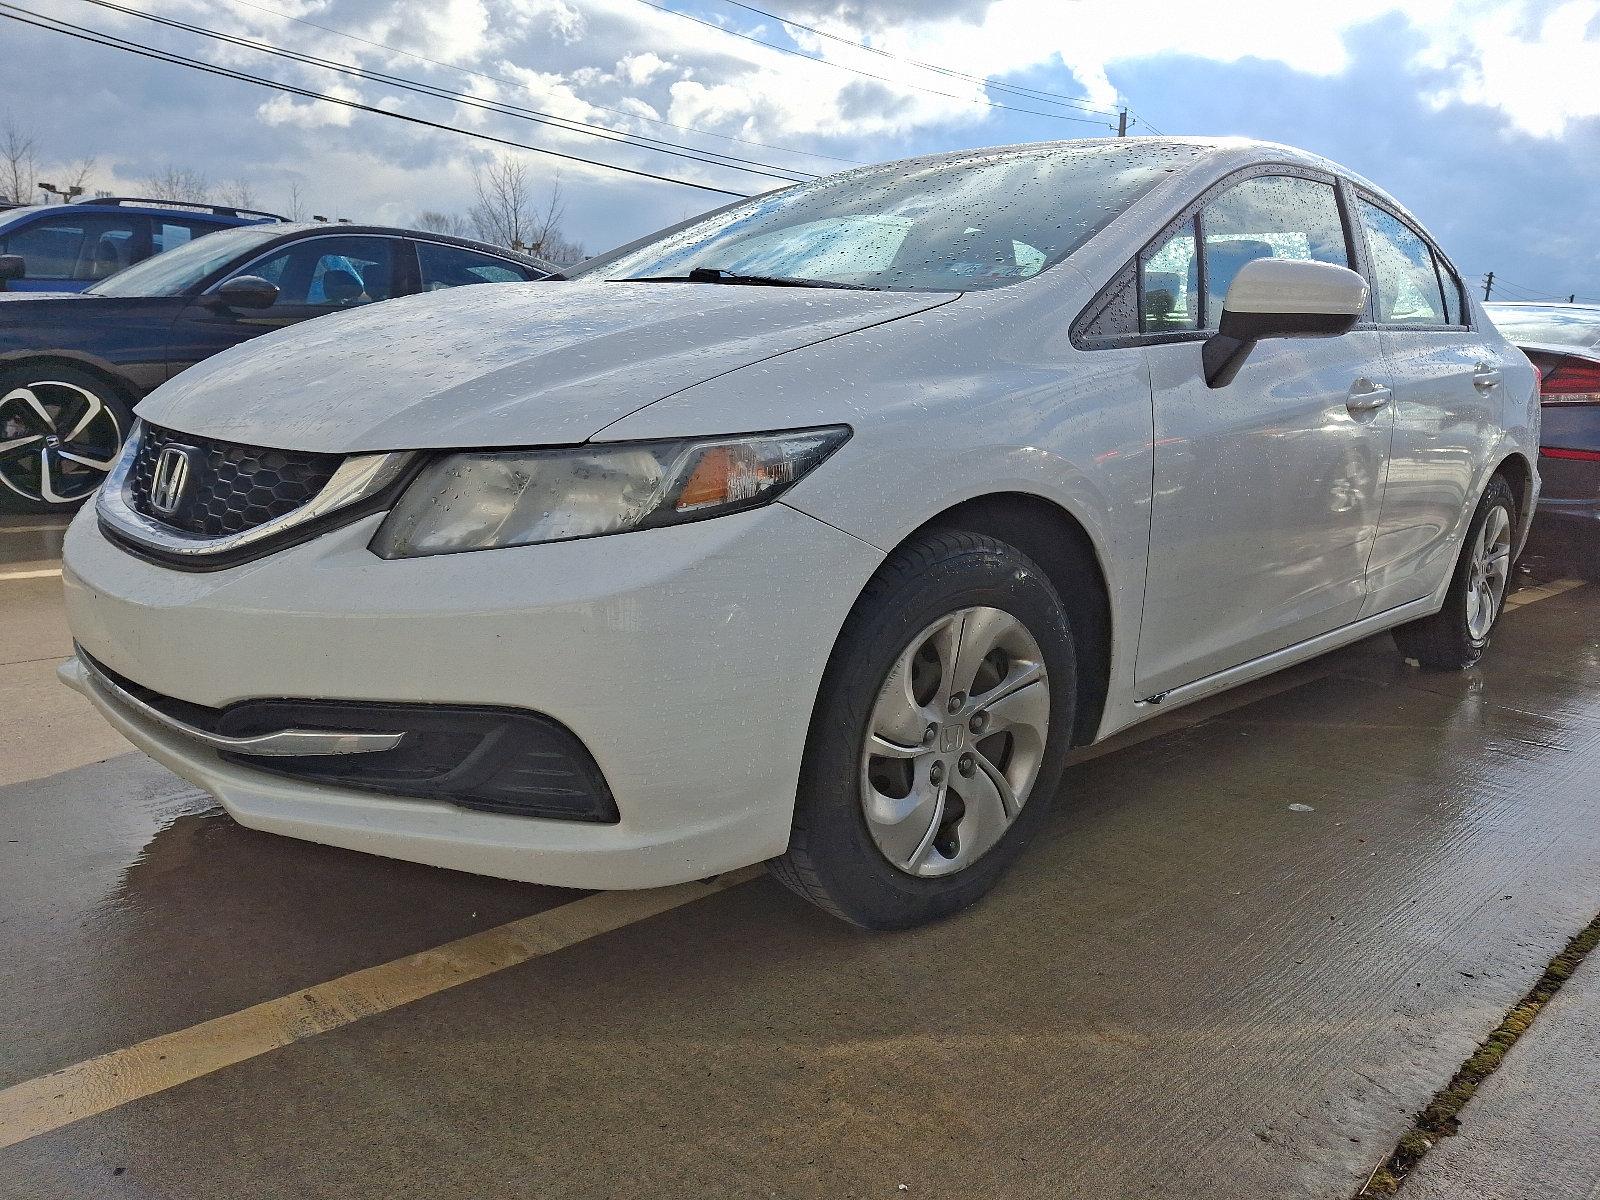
<box><xmin>1202</xmin><ymin>259</ymin><xmax>1369</xmax><ymax>388</ymax></box>
<box><xmin>207</xmin><ymin>275</ymin><xmax>280</xmax><ymax>310</ymax></box>
<box><xmin>0</xmin><ymin>255</ymin><xmax>25</xmax><ymax>291</ymax></box>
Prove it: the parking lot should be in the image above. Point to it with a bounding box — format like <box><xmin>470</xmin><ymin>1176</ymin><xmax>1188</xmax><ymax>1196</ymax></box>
<box><xmin>0</xmin><ymin>511</ymin><xmax>1594</xmax><ymax>1198</ymax></box>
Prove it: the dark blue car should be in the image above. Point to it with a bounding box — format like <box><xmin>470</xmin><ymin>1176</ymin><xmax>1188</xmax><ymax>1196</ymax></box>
<box><xmin>0</xmin><ymin>197</ymin><xmax>283</xmax><ymax>293</ymax></box>
<box><xmin>0</xmin><ymin>222</ymin><xmax>554</xmax><ymax>512</ymax></box>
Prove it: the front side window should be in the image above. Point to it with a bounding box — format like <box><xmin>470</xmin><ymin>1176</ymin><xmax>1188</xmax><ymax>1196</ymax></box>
<box><xmin>579</xmin><ymin>142</ymin><xmax>1203</xmax><ymax>292</ymax></box>
<box><xmin>416</xmin><ymin>241</ymin><xmax>532</xmax><ymax>289</ymax></box>
<box><xmin>1201</xmin><ymin>175</ymin><xmax>1349</xmax><ymax>329</ymax></box>
<box><xmin>0</xmin><ymin>213</ymin><xmax>147</xmax><ymax>281</ymax></box>
<box><xmin>1359</xmin><ymin>201</ymin><xmax>1447</xmax><ymax>325</ymax></box>
<box><xmin>229</xmin><ymin>236</ymin><xmax>397</xmax><ymax>307</ymax></box>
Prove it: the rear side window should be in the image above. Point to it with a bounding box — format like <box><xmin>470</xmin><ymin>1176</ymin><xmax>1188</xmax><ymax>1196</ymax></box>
<box><xmin>151</xmin><ymin>219</ymin><xmax>220</xmax><ymax>255</ymax></box>
<box><xmin>1359</xmin><ymin>201</ymin><xmax>1451</xmax><ymax>326</ymax></box>
<box><xmin>0</xmin><ymin>213</ymin><xmax>148</xmax><ymax>281</ymax></box>
<box><xmin>1200</xmin><ymin>176</ymin><xmax>1350</xmax><ymax>329</ymax></box>
<box><xmin>416</xmin><ymin>241</ymin><xmax>533</xmax><ymax>289</ymax></box>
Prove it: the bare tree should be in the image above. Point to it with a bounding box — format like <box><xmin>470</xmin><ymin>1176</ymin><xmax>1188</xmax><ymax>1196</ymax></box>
<box><xmin>217</xmin><ymin>178</ymin><xmax>257</xmax><ymax>209</ymax></box>
<box><xmin>283</xmin><ymin>182</ymin><xmax>308</xmax><ymax>222</ymax></box>
<box><xmin>60</xmin><ymin>157</ymin><xmax>97</xmax><ymax>196</ymax></box>
<box><xmin>140</xmin><ymin>165</ymin><xmax>210</xmax><ymax>203</ymax></box>
<box><xmin>468</xmin><ymin>155</ymin><xmax>535</xmax><ymax>250</ymax></box>
<box><xmin>467</xmin><ymin>156</ymin><xmax>583</xmax><ymax>262</ymax></box>
<box><xmin>1</xmin><ymin>114</ymin><xmax>39</xmax><ymax>205</ymax></box>
<box><xmin>414</xmin><ymin>210</ymin><xmax>475</xmax><ymax>238</ymax></box>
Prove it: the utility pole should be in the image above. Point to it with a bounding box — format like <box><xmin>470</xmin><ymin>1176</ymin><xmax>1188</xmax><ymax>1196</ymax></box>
<box><xmin>1116</xmin><ymin>110</ymin><xmax>1129</xmax><ymax>137</ymax></box>
<box><xmin>1482</xmin><ymin>271</ymin><xmax>1494</xmax><ymax>301</ymax></box>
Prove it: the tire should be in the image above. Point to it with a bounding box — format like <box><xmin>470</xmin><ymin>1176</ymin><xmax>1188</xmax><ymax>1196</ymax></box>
<box><xmin>771</xmin><ymin>530</ymin><xmax>1079</xmax><ymax>930</ymax></box>
<box><xmin>1392</xmin><ymin>475</ymin><xmax>1517</xmax><ymax>670</ymax></box>
<box><xmin>0</xmin><ymin>364</ymin><xmax>134</xmax><ymax>515</ymax></box>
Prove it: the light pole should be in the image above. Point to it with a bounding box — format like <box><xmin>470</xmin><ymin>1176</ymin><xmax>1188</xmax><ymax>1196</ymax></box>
<box><xmin>38</xmin><ymin>182</ymin><xmax>84</xmax><ymax>202</ymax></box>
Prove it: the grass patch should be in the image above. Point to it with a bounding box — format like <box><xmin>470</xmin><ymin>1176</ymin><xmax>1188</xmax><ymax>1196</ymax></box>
<box><xmin>1357</xmin><ymin>911</ymin><xmax>1600</xmax><ymax>1197</ymax></box>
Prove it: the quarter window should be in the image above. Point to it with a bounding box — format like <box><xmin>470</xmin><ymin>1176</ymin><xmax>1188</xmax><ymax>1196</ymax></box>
<box><xmin>1359</xmin><ymin>201</ymin><xmax>1448</xmax><ymax>325</ymax></box>
<box><xmin>1139</xmin><ymin>221</ymin><xmax>1199</xmax><ymax>333</ymax></box>
<box><xmin>1201</xmin><ymin>176</ymin><xmax>1350</xmax><ymax>329</ymax></box>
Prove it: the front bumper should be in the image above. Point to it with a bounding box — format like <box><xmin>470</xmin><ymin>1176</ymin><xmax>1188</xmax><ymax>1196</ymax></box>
<box><xmin>61</xmin><ymin>502</ymin><xmax>882</xmax><ymax>889</ymax></box>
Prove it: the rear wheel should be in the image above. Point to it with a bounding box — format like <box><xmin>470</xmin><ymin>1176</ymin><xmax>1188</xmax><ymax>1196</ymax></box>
<box><xmin>0</xmin><ymin>366</ymin><xmax>132</xmax><ymax>514</ymax></box>
<box><xmin>771</xmin><ymin>530</ymin><xmax>1078</xmax><ymax>930</ymax></box>
<box><xmin>1392</xmin><ymin>475</ymin><xmax>1516</xmax><ymax>670</ymax></box>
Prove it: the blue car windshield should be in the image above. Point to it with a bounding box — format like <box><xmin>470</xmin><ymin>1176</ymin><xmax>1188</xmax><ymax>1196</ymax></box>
<box><xmin>85</xmin><ymin>226</ymin><xmax>286</xmax><ymax>297</ymax></box>
<box><xmin>576</xmin><ymin>142</ymin><xmax>1201</xmax><ymax>292</ymax></box>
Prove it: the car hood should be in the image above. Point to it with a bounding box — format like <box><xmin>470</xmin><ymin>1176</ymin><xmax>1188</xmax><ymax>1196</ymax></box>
<box><xmin>138</xmin><ymin>281</ymin><xmax>957</xmax><ymax>452</ymax></box>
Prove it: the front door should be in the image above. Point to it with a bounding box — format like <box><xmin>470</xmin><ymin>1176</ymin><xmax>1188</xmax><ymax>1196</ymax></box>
<box><xmin>166</xmin><ymin>234</ymin><xmax>405</xmax><ymax>377</ymax></box>
<box><xmin>1134</xmin><ymin>173</ymin><xmax>1396</xmax><ymax>697</ymax></box>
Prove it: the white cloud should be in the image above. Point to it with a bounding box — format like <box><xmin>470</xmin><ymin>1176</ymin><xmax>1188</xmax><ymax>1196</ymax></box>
<box><xmin>1420</xmin><ymin>1</ymin><xmax>1600</xmax><ymax>137</ymax></box>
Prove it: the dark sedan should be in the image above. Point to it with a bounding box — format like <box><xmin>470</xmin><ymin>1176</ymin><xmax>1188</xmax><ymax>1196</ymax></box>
<box><xmin>0</xmin><ymin>223</ymin><xmax>554</xmax><ymax>512</ymax></box>
<box><xmin>1485</xmin><ymin>302</ymin><xmax>1600</xmax><ymax>575</ymax></box>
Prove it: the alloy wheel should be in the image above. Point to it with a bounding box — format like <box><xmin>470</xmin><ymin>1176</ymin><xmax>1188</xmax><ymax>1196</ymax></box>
<box><xmin>860</xmin><ymin>606</ymin><xmax>1050</xmax><ymax>877</ymax></box>
<box><xmin>0</xmin><ymin>382</ymin><xmax>124</xmax><ymax>506</ymax></box>
<box><xmin>1465</xmin><ymin>504</ymin><xmax>1512</xmax><ymax>641</ymax></box>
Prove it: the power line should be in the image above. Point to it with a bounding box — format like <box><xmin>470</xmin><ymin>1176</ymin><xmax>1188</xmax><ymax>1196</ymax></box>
<box><xmin>634</xmin><ymin>0</ymin><xmax>1113</xmax><ymax>128</ymax></box>
<box><xmin>0</xmin><ymin>3</ymin><xmax>756</xmax><ymax>198</ymax></box>
<box><xmin>221</xmin><ymin>0</ymin><xmax>861</xmax><ymax>168</ymax></box>
<box><xmin>711</xmin><ymin>0</ymin><xmax>1121</xmax><ymax>116</ymax></box>
<box><xmin>75</xmin><ymin>0</ymin><xmax>813</xmax><ymax>185</ymax></box>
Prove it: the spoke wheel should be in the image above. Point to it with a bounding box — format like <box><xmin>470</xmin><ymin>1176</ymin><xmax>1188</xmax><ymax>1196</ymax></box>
<box><xmin>860</xmin><ymin>606</ymin><xmax>1049</xmax><ymax>877</ymax></box>
<box><xmin>1464</xmin><ymin>504</ymin><xmax>1511</xmax><ymax>641</ymax></box>
<box><xmin>1392</xmin><ymin>474</ymin><xmax>1518</xmax><ymax>671</ymax></box>
<box><xmin>0</xmin><ymin>379</ymin><xmax>125</xmax><ymax>507</ymax></box>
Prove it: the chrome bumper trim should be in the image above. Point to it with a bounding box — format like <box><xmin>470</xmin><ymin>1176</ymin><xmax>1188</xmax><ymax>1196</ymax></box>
<box><xmin>60</xmin><ymin>655</ymin><xmax>405</xmax><ymax>758</ymax></box>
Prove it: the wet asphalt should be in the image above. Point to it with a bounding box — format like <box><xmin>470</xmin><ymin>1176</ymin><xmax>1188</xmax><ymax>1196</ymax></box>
<box><xmin>1</xmin><ymin>513</ymin><xmax>1597</xmax><ymax>1199</ymax></box>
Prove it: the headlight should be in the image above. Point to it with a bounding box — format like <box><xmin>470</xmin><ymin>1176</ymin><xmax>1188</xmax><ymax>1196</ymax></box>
<box><xmin>370</xmin><ymin>426</ymin><xmax>850</xmax><ymax>558</ymax></box>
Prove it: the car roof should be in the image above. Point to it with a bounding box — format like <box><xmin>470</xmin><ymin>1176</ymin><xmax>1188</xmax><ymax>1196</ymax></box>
<box><xmin>240</xmin><ymin>223</ymin><xmax>557</xmax><ymax>271</ymax></box>
<box><xmin>8</xmin><ymin>199</ymin><xmax>282</xmax><ymax>223</ymax></box>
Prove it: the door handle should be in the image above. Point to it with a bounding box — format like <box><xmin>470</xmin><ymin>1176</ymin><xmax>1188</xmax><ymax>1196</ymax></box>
<box><xmin>1474</xmin><ymin>364</ymin><xmax>1503</xmax><ymax>392</ymax></box>
<box><xmin>1346</xmin><ymin>381</ymin><xmax>1392</xmax><ymax>413</ymax></box>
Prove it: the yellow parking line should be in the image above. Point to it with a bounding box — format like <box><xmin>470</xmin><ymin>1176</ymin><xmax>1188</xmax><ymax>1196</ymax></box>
<box><xmin>0</xmin><ymin>522</ymin><xmax>72</xmax><ymax>534</ymax></box>
<box><xmin>1504</xmin><ymin>577</ymin><xmax>1586</xmax><ymax>609</ymax></box>
<box><xmin>0</xmin><ymin>576</ymin><xmax>1584</xmax><ymax>1153</ymax></box>
<box><xmin>0</xmin><ymin>867</ymin><xmax>762</xmax><ymax>1151</ymax></box>
<box><xmin>0</xmin><ymin>568</ymin><xmax>62</xmax><ymax>582</ymax></box>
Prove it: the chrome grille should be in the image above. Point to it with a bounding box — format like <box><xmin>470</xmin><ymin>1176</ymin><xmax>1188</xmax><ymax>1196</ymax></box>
<box><xmin>129</xmin><ymin>424</ymin><xmax>344</xmax><ymax>536</ymax></box>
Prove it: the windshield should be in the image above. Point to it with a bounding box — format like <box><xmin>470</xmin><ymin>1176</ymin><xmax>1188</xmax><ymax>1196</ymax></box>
<box><xmin>85</xmin><ymin>225</ymin><xmax>286</xmax><ymax>297</ymax></box>
<box><xmin>578</xmin><ymin>142</ymin><xmax>1200</xmax><ymax>292</ymax></box>
<box><xmin>1486</xmin><ymin>304</ymin><xmax>1600</xmax><ymax>351</ymax></box>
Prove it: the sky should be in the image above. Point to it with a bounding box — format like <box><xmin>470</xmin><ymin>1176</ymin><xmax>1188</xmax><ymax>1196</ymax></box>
<box><xmin>2</xmin><ymin>0</ymin><xmax>1598</xmax><ymax>299</ymax></box>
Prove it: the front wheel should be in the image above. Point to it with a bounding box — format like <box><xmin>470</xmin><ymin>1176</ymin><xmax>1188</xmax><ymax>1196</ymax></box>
<box><xmin>0</xmin><ymin>366</ymin><xmax>132</xmax><ymax>514</ymax></box>
<box><xmin>771</xmin><ymin>530</ymin><xmax>1078</xmax><ymax>930</ymax></box>
<box><xmin>1392</xmin><ymin>475</ymin><xmax>1517</xmax><ymax>670</ymax></box>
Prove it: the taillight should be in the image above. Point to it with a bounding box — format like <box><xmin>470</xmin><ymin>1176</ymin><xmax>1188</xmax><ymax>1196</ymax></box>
<box><xmin>1541</xmin><ymin>446</ymin><xmax>1600</xmax><ymax>462</ymax></box>
<box><xmin>1533</xmin><ymin>353</ymin><xmax>1600</xmax><ymax>403</ymax></box>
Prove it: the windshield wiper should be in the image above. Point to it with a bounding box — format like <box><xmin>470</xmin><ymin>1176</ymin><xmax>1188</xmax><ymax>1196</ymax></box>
<box><xmin>613</xmin><ymin>266</ymin><xmax>881</xmax><ymax>290</ymax></box>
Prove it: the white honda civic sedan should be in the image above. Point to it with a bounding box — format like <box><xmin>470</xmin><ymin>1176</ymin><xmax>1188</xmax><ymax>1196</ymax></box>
<box><xmin>60</xmin><ymin>138</ymin><xmax>1539</xmax><ymax>928</ymax></box>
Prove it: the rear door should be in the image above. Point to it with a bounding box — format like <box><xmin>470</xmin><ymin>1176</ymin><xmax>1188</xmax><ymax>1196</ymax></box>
<box><xmin>165</xmin><ymin>234</ymin><xmax>406</xmax><ymax>378</ymax></box>
<box><xmin>1354</xmin><ymin>199</ymin><xmax>1506</xmax><ymax>614</ymax></box>
<box><xmin>1134</xmin><ymin>171</ymin><xmax>1397</xmax><ymax>696</ymax></box>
